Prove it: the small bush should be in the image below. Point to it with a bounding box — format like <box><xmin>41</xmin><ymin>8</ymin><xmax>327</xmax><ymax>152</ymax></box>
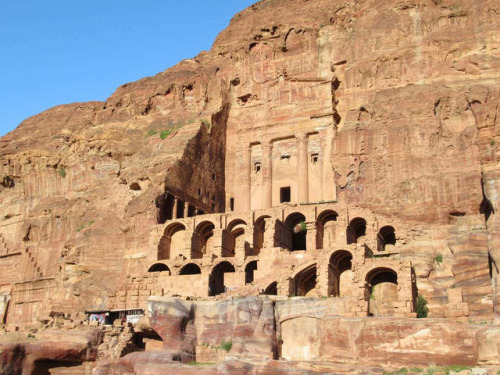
<box><xmin>435</xmin><ymin>254</ymin><xmax>443</xmax><ymax>263</ymax></box>
<box><xmin>220</xmin><ymin>339</ymin><xmax>232</xmax><ymax>352</ymax></box>
<box><xmin>299</xmin><ymin>221</ymin><xmax>307</xmax><ymax>231</ymax></box>
<box><xmin>491</xmin><ymin>139</ymin><xmax>495</xmax><ymax>146</ymax></box>
<box><xmin>160</xmin><ymin>130</ymin><xmax>171</xmax><ymax>139</ymax></box>
<box><xmin>58</xmin><ymin>168</ymin><xmax>66</xmax><ymax>178</ymax></box>
<box><xmin>416</xmin><ymin>295</ymin><xmax>429</xmax><ymax>318</ymax></box>
<box><xmin>146</xmin><ymin>129</ymin><xmax>158</xmax><ymax>137</ymax></box>
<box><xmin>77</xmin><ymin>220</ymin><xmax>95</xmax><ymax>233</ymax></box>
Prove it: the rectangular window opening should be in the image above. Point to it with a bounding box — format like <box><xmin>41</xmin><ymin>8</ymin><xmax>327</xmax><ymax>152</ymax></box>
<box><xmin>280</xmin><ymin>187</ymin><xmax>291</xmax><ymax>203</ymax></box>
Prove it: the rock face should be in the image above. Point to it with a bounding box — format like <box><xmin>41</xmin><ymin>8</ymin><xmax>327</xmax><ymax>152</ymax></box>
<box><xmin>93</xmin><ymin>296</ymin><xmax>485</xmax><ymax>374</ymax></box>
<box><xmin>148</xmin><ymin>296</ymin><xmax>276</xmax><ymax>363</ymax></box>
<box><xmin>0</xmin><ymin>329</ymin><xmax>100</xmax><ymax>375</ymax></box>
<box><xmin>0</xmin><ymin>0</ymin><xmax>499</xmax><ymax>371</ymax></box>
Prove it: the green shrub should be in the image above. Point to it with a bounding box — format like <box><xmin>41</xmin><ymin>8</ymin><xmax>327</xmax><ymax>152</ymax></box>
<box><xmin>491</xmin><ymin>139</ymin><xmax>495</xmax><ymax>146</ymax></box>
<box><xmin>146</xmin><ymin>129</ymin><xmax>158</xmax><ymax>137</ymax></box>
<box><xmin>160</xmin><ymin>130</ymin><xmax>171</xmax><ymax>139</ymax></box>
<box><xmin>220</xmin><ymin>339</ymin><xmax>232</xmax><ymax>352</ymax></box>
<box><xmin>58</xmin><ymin>168</ymin><xmax>66</xmax><ymax>178</ymax></box>
<box><xmin>416</xmin><ymin>295</ymin><xmax>429</xmax><ymax>318</ymax></box>
<box><xmin>435</xmin><ymin>254</ymin><xmax>443</xmax><ymax>263</ymax></box>
<box><xmin>77</xmin><ymin>220</ymin><xmax>95</xmax><ymax>233</ymax></box>
<box><xmin>299</xmin><ymin>221</ymin><xmax>307</xmax><ymax>231</ymax></box>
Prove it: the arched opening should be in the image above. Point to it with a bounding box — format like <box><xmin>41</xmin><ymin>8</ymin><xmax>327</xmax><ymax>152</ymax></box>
<box><xmin>347</xmin><ymin>217</ymin><xmax>367</xmax><ymax>245</ymax></box>
<box><xmin>157</xmin><ymin>222</ymin><xmax>186</xmax><ymax>261</ymax></box>
<box><xmin>245</xmin><ymin>261</ymin><xmax>258</xmax><ymax>284</ymax></box>
<box><xmin>180</xmin><ymin>263</ymin><xmax>201</xmax><ymax>275</ymax></box>
<box><xmin>148</xmin><ymin>263</ymin><xmax>171</xmax><ymax>274</ymax></box>
<box><xmin>226</xmin><ymin>219</ymin><xmax>247</xmax><ymax>257</ymax></box>
<box><xmin>365</xmin><ymin>268</ymin><xmax>398</xmax><ymax>317</ymax></box>
<box><xmin>209</xmin><ymin>261</ymin><xmax>236</xmax><ymax>296</ymax></box>
<box><xmin>328</xmin><ymin>250</ymin><xmax>353</xmax><ymax>297</ymax></box>
<box><xmin>263</xmin><ymin>281</ymin><xmax>277</xmax><ymax>296</ymax></box>
<box><xmin>378</xmin><ymin>226</ymin><xmax>396</xmax><ymax>251</ymax></box>
<box><xmin>253</xmin><ymin>215</ymin><xmax>270</xmax><ymax>255</ymax></box>
<box><xmin>294</xmin><ymin>264</ymin><xmax>317</xmax><ymax>296</ymax></box>
<box><xmin>285</xmin><ymin>213</ymin><xmax>307</xmax><ymax>251</ymax></box>
<box><xmin>193</xmin><ymin>221</ymin><xmax>215</xmax><ymax>258</ymax></box>
<box><xmin>317</xmin><ymin>210</ymin><xmax>338</xmax><ymax>249</ymax></box>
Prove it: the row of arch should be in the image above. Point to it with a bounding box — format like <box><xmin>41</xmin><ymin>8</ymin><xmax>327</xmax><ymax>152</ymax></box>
<box><xmin>148</xmin><ymin>249</ymin><xmax>400</xmax><ymax>308</ymax></box>
<box><xmin>158</xmin><ymin>210</ymin><xmax>397</xmax><ymax>260</ymax></box>
<box><xmin>148</xmin><ymin>260</ymin><xmax>259</xmax><ymax>297</ymax></box>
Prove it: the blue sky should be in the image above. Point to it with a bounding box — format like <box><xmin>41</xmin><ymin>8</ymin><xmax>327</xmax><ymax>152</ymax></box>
<box><xmin>0</xmin><ymin>0</ymin><xmax>256</xmax><ymax>136</ymax></box>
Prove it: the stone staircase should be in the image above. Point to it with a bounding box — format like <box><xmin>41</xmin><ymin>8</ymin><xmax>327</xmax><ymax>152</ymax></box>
<box><xmin>0</xmin><ymin>233</ymin><xmax>10</xmax><ymax>256</ymax></box>
<box><xmin>23</xmin><ymin>246</ymin><xmax>43</xmax><ymax>279</ymax></box>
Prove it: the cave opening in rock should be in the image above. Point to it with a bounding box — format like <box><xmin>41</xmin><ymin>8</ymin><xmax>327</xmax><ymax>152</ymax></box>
<box><xmin>32</xmin><ymin>359</ymin><xmax>83</xmax><ymax>375</ymax></box>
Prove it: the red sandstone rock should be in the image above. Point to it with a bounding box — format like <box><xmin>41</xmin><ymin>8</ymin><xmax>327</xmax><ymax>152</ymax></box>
<box><xmin>0</xmin><ymin>0</ymin><xmax>499</xmax><ymax>371</ymax></box>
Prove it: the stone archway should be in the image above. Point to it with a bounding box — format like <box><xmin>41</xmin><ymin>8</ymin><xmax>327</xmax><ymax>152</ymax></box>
<box><xmin>285</xmin><ymin>212</ymin><xmax>307</xmax><ymax>251</ymax></box>
<box><xmin>209</xmin><ymin>261</ymin><xmax>236</xmax><ymax>296</ymax></box>
<box><xmin>179</xmin><ymin>263</ymin><xmax>201</xmax><ymax>275</ymax></box>
<box><xmin>378</xmin><ymin>226</ymin><xmax>396</xmax><ymax>251</ymax></box>
<box><xmin>317</xmin><ymin>210</ymin><xmax>338</xmax><ymax>249</ymax></box>
<box><xmin>148</xmin><ymin>263</ymin><xmax>171</xmax><ymax>274</ymax></box>
<box><xmin>227</xmin><ymin>219</ymin><xmax>247</xmax><ymax>257</ymax></box>
<box><xmin>253</xmin><ymin>215</ymin><xmax>270</xmax><ymax>255</ymax></box>
<box><xmin>365</xmin><ymin>267</ymin><xmax>398</xmax><ymax>316</ymax></box>
<box><xmin>328</xmin><ymin>250</ymin><xmax>353</xmax><ymax>297</ymax></box>
<box><xmin>244</xmin><ymin>261</ymin><xmax>258</xmax><ymax>284</ymax></box>
<box><xmin>158</xmin><ymin>223</ymin><xmax>186</xmax><ymax>260</ymax></box>
<box><xmin>347</xmin><ymin>217</ymin><xmax>366</xmax><ymax>245</ymax></box>
<box><xmin>294</xmin><ymin>264</ymin><xmax>317</xmax><ymax>296</ymax></box>
<box><xmin>193</xmin><ymin>221</ymin><xmax>215</xmax><ymax>258</ymax></box>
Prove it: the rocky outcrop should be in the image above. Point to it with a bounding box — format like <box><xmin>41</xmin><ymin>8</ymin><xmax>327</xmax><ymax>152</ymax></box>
<box><xmin>0</xmin><ymin>329</ymin><xmax>100</xmax><ymax>375</ymax></box>
<box><xmin>148</xmin><ymin>296</ymin><xmax>276</xmax><ymax>363</ymax></box>
<box><xmin>92</xmin><ymin>296</ymin><xmax>489</xmax><ymax>373</ymax></box>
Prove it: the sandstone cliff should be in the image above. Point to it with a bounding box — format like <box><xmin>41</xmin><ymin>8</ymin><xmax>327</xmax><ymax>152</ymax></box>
<box><xmin>0</xmin><ymin>0</ymin><xmax>498</xmax><ymax>332</ymax></box>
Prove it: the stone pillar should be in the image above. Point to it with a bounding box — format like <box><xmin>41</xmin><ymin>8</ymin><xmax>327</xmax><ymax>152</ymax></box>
<box><xmin>172</xmin><ymin>198</ymin><xmax>179</xmax><ymax>219</ymax></box>
<box><xmin>321</xmin><ymin>125</ymin><xmax>336</xmax><ymax>201</ymax></box>
<box><xmin>296</xmin><ymin>133</ymin><xmax>309</xmax><ymax>203</ymax></box>
<box><xmin>242</xmin><ymin>146</ymin><xmax>252</xmax><ymax>211</ymax></box>
<box><xmin>262</xmin><ymin>141</ymin><xmax>273</xmax><ymax>209</ymax></box>
<box><xmin>183</xmin><ymin>203</ymin><xmax>189</xmax><ymax>218</ymax></box>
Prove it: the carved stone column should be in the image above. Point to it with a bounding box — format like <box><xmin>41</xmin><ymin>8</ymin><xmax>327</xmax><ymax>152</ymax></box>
<box><xmin>172</xmin><ymin>198</ymin><xmax>179</xmax><ymax>219</ymax></box>
<box><xmin>262</xmin><ymin>141</ymin><xmax>273</xmax><ymax>209</ymax></box>
<box><xmin>296</xmin><ymin>133</ymin><xmax>309</xmax><ymax>203</ymax></box>
<box><xmin>183</xmin><ymin>203</ymin><xmax>189</xmax><ymax>218</ymax></box>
